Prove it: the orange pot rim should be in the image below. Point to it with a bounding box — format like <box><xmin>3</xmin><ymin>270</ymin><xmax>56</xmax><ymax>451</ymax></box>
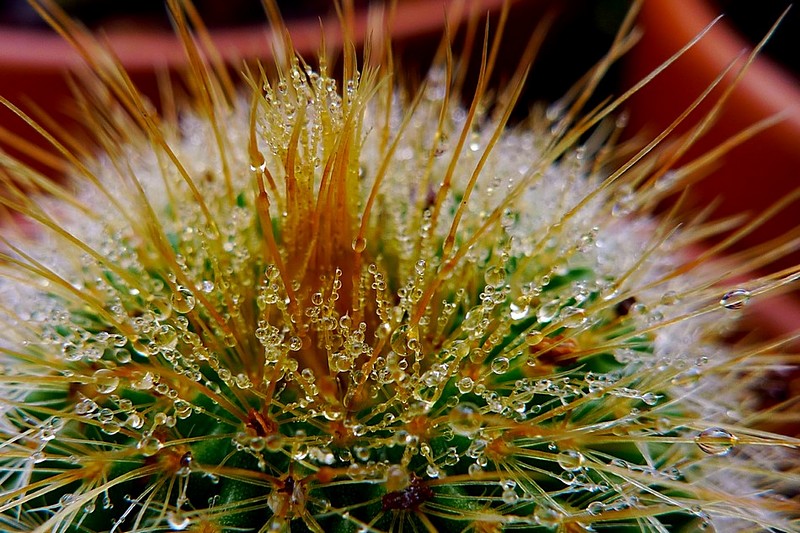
<box><xmin>0</xmin><ymin>0</ymin><xmax>510</xmax><ymax>71</ymax></box>
<box><xmin>634</xmin><ymin>0</ymin><xmax>800</xmax><ymax>139</ymax></box>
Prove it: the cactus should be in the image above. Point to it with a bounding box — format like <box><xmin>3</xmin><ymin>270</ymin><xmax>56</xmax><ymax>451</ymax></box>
<box><xmin>0</xmin><ymin>1</ymin><xmax>798</xmax><ymax>532</ymax></box>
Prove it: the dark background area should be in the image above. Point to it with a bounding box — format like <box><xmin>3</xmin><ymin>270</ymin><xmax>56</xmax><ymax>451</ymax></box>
<box><xmin>0</xmin><ymin>0</ymin><xmax>795</xmax><ymax>104</ymax></box>
<box><xmin>1</xmin><ymin>0</ymin><xmax>795</xmax><ymax>110</ymax></box>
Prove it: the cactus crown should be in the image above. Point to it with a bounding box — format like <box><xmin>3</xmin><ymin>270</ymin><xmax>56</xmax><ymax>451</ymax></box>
<box><xmin>0</xmin><ymin>1</ymin><xmax>798</xmax><ymax>532</ymax></box>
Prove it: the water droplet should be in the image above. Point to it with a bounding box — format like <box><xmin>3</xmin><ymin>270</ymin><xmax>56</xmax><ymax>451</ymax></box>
<box><xmin>501</xmin><ymin>488</ymin><xmax>519</xmax><ymax>504</ymax></box>
<box><xmin>719</xmin><ymin>289</ymin><xmax>750</xmax><ymax>310</ymax></box>
<box><xmin>611</xmin><ymin>192</ymin><xmax>636</xmax><ymax>217</ymax></box>
<box><xmin>31</xmin><ymin>451</ymin><xmax>46</xmax><ymax>463</ymax></box>
<box><xmin>98</xmin><ymin>408</ymin><xmax>114</xmax><ymax>423</ymax></box>
<box><xmin>265</xmin><ymin>434</ymin><xmax>283</xmax><ymax>452</ymax></box>
<box><xmin>174</xmin><ymin>399</ymin><xmax>192</xmax><ymax>419</ymax></box>
<box><xmin>534</xmin><ymin>503</ymin><xmax>563</xmax><ymax>528</ymax></box>
<box><xmin>525</xmin><ymin>330</ymin><xmax>544</xmax><ymax>346</ymax></box>
<box><xmin>93</xmin><ymin>369</ymin><xmax>120</xmax><ymax>394</ymax></box>
<box><xmin>351</xmin><ymin>236</ymin><xmax>367</xmax><ymax>252</ymax></box>
<box><xmin>537</xmin><ymin>299</ymin><xmax>560</xmax><ymax>323</ymax></box>
<box><xmin>462</xmin><ymin>308</ymin><xmax>482</xmax><ymax>331</ymax></box>
<box><xmin>560</xmin><ymin>307</ymin><xmax>586</xmax><ymax>328</ymax></box>
<box><xmin>249</xmin><ymin>437</ymin><xmax>266</xmax><ymax>452</ymax></box>
<box><xmin>448</xmin><ymin>402</ymin><xmax>483</xmax><ymax>437</ymax></box>
<box><xmin>126</xmin><ymin>413</ymin><xmax>145</xmax><ymax>429</ymax></box>
<box><xmin>167</xmin><ymin>511</ymin><xmax>190</xmax><ymax>530</ymax></box>
<box><xmin>178</xmin><ymin>452</ymin><xmax>193</xmax><ymax>476</ymax></box>
<box><xmin>490</xmin><ymin>357</ymin><xmax>510</xmax><ymax>374</ymax></box>
<box><xmin>354</xmin><ymin>446</ymin><xmax>370</xmax><ymax>461</ymax></box>
<box><xmin>171</xmin><ymin>286</ymin><xmax>196</xmax><ymax>313</ymax></box>
<box><xmin>234</xmin><ymin>373</ymin><xmax>252</xmax><ymax>389</ymax></box>
<box><xmin>250</xmin><ymin>160</ymin><xmax>267</xmax><ymax>173</ymax></box>
<box><xmin>102</xmin><ymin>421</ymin><xmax>121</xmax><ymax>435</ymax></box>
<box><xmin>660</xmin><ymin>290</ymin><xmax>680</xmax><ymax>306</ymax></box>
<box><xmin>112</xmin><ymin>334</ymin><xmax>128</xmax><ymax>348</ymax></box>
<box><xmin>385</xmin><ymin>464</ymin><xmax>408</xmax><ymax>491</ymax></box>
<box><xmin>586</xmin><ymin>501</ymin><xmax>604</xmax><ymax>515</ymax></box>
<box><xmin>288</xmin><ymin>336</ymin><xmax>302</xmax><ymax>351</ymax></box>
<box><xmin>75</xmin><ymin>398</ymin><xmax>98</xmax><ymax>416</ymax></box>
<box><xmin>138</xmin><ymin>436</ymin><xmax>163</xmax><ymax>457</ymax></box>
<box><xmin>640</xmin><ymin>392</ymin><xmax>659</xmax><ymax>406</ymax></box>
<box><xmin>115</xmin><ymin>348</ymin><xmax>132</xmax><ymax>364</ymax></box>
<box><xmin>510</xmin><ymin>302</ymin><xmax>529</xmax><ymax>320</ymax></box>
<box><xmin>484</xmin><ymin>266</ymin><xmax>505</xmax><ymax>287</ymax></box>
<box><xmin>456</xmin><ymin>376</ymin><xmax>474</xmax><ymax>393</ymax></box>
<box><xmin>695</xmin><ymin>427</ymin><xmax>737</xmax><ymax>456</ymax></box>
<box><xmin>149</xmin><ymin>298</ymin><xmax>172</xmax><ymax>320</ymax></box>
<box><xmin>157</xmin><ymin>326</ymin><xmax>180</xmax><ymax>351</ymax></box>
<box><xmin>390</xmin><ymin>324</ymin><xmax>419</xmax><ymax>355</ymax></box>
<box><xmin>425</xmin><ymin>464</ymin><xmax>440</xmax><ymax>478</ymax></box>
<box><xmin>557</xmin><ymin>450</ymin><xmax>585</xmax><ymax>471</ymax></box>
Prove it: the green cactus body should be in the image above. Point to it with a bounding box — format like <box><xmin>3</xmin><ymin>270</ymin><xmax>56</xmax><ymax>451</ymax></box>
<box><xmin>0</xmin><ymin>2</ymin><xmax>798</xmax><ymax>533</ymax></box>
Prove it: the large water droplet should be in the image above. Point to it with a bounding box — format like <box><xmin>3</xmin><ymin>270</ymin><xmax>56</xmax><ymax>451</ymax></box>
<box><xmin>448</xmin><ymin>402</ymin><xmax>483</xmax><ymax>437</ymax></box>
<box><xmin>385</xmin><ymin>464</ymin><xmax>408</xmax><ymax>492</ymax></box>
<box><xmin>719</xmin><ymin>289</ymin><xmax>750</xmax><ymax>310</ymax></box>
<box><xmin>126</xmin><ymin>413</ymin><xmax>145</xmax><ymax>429</ymax></box>
<box><xmin>537</xmin><ymin>299</ymin><xmax>560</xmax><ymax>323</ymax></box>
<box><xmin>265</xmin><ymin>434</ymin><xmax>283</xmax><ymax>452</ymax></box>
<box><xmin>390</xmin><ymin>324</ymin><xmax>419</xmax><ymax>355</ymax></box>
<box><xmin>288</xmin><ymin>336</ymin><xmax>302</xmax><ymax>351</ymax></box>
<box><xmin>484</xmin><ymin>266</ymin><xmax>505</xmax><ymax>287</ymax></box>
<box><xmin>456</xmin><ymin>376</ymin><xmax>474</xmax><ymax>393</ymax></box>
<box><xmin>490</xmin><ymin>357</ymin><xmax>510</xmax><ymax>374</ymax></box>
<box><xmin>525</xmin><ymin>330</ymin><xmax>544</xmax><ymax>346</ymax></box>
<box><xmin>660</xmin><ymin>290</ymin><xmax>680</xmax><ymax>306</ymax></box>
<box><xmin>138</xmin><ymin>436</ymin><xmax>163</xmax><ymax>457</ymax></box>
<box><xmin>695</xmin><ymin>427</ymin><xmax>737</xmax><ymax>456</ymax></box>
<box><xmin>250</xmin><ymin>160</ymin><xmax>267</xmax><ymax>174</ymax></box>
<box><xmin>171</xmin><ymin>286</ymin><xmax>196</xmax><ymax>313</ymax></box>
<box><xmin>534</xmin><ymin>503</ymin><xmax>563</xmax><ymax>528</ymax></box>
<box><xmin>93</xmin><ymin>369</ymin><xmax>119</xmax><ymax>394</ymax></box>
<box><xmin>586</xmin><ymin>501</ymin><xmax>605</xmax><ymax>515</ymax></box>
<box><xmin>102</xmin><ymin>421</ymin><xmax>121</xmax><ymax>435</ymax></box>
<box><xmin>351</xmin><ymin>236</ymin><xmax>367</xmax><ymax>253</ymax></box>
<box><xmin>560</xmin><ymin>307</ymin><xmax>586</xmax><ymax>328</ymax></box>
<box><xmin>115</xmin><ymin>348</ymin><xmax>132</xmax><ymax>364</ymax></box>
<box><xmin>58</xmin><ymin>493</ymin><xmax>75</xmax><ymax>508</ymax></box>
<box><xmin>556</xmin><ymin>450</ymin><xmax>585</xmax><ymax>471</ymax></box>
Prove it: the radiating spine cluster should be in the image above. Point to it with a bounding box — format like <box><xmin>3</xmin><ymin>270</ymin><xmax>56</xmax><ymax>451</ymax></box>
<box><xmin>0</xmin><ymin>1</ymin><xmax>798</xmax><ymax>532</ymax></box>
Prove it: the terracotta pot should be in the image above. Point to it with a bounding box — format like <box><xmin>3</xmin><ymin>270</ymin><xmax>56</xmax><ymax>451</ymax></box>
<box><xmin>0</xmin><ymin>0</ymin><xmax>510</xmax><ymax>168</ymax></box>
<box><xmin>624</xmin><ymin>0</ymin><xmax>800</xmax><ymax>371</ymax></box>
<box><xmin>624</xmin><ymin>0</ymin><xmax>800</xmax><ymax>274</ymax></box>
